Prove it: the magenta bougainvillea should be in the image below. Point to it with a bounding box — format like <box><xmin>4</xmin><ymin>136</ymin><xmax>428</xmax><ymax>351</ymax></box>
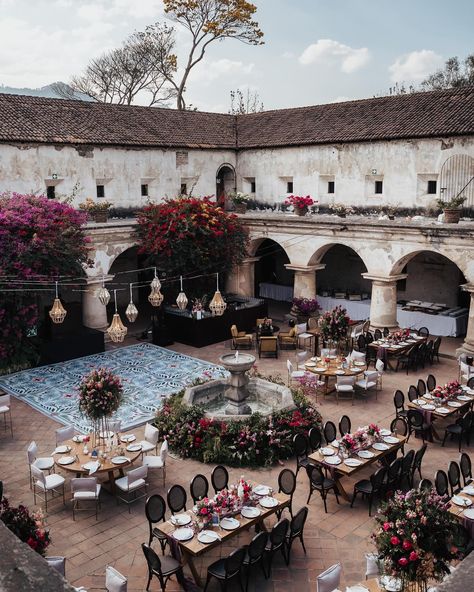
<box><xmin>0</xmin><ymin>193</ymin><xmax>91</xmax><ymax>370</ymax></box>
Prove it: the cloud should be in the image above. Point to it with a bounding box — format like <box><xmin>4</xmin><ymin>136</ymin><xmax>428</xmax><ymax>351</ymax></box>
<box><xmin>299</xmin><ymin>39</ymin><xmax>370</xmax><ymax>73</ymax></box>
<box><xmin>77</xmin><ymin>0</ymin><xmax>163</xmax><ymax>21</ymax></box>
<box><xmin>389</xmin><ymin>50</ymin><xmax>443</xmax><ymax>82</ymax></box>
<box><xmin>190</xmin><ymin>59</ymin><xmax>255</xmax><ymax>84</ymax></box>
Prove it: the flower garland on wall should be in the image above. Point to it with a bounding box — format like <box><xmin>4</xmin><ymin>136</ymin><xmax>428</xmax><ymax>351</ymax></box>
<box><xmin>318</xmin><ymin>305</ymin><xmax>350</xmax><ymax>342</ymax></box>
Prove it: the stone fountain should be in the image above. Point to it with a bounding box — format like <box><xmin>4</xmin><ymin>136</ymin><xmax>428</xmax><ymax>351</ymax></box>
<box><xmin>183</xmin><ymin>350</ymin><xmax>295</xmax><ymax>419</ymax></box>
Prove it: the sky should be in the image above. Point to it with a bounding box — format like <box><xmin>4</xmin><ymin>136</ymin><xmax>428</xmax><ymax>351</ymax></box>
<box><xmin>0</xmin><ymin>0</ymin><xmax>473</xmax><ymax>112</ymax></box>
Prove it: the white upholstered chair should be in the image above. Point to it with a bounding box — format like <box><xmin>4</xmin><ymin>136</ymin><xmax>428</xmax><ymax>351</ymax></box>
<box><xmin>55</xmin><ymin>425</ymin><xmax>74</xmax><ymax>446</ymax></box>
<box><xmin>335</xmin><ymin>375</ymin><xmax>355</xmax><ymax>405</ymax></box>
<box><xmin>71</xmin><ymin>477</ymin><xmax>101</xmax><ymax>520</ymax></box>
<box><xmin>355</xmin><ymin>370</ymin><xmax>379</xmax><ymax>400</ymax></box>
<box><xmin>45</xmin><ymin>556</ymin><xmax>66</xmax><ymax>577</ymax></box>
<box><xmin>0</xmin><ymin>393</ymin><xmax>13</xmax><ymax>437</ymax></box>
<box><xmin>139</xmin><ymin>423</ymin><xmax>159</xmax><ymax>456</ymax></box>
<box><xmin>115</xmin><ymin>465</ymin><xmax>148</xmax><ymax>512</ymax></box>
<box><xmin>143</xmin><ymin>439</ymin><xmax>169</xmax><ymax>486</ymax></box>
<box><xmin>31</xmin><ymin>464</ymin><xmax>65</xmax><ymax>512</ymax></box>
<box><xmin>316</xmin><ymin>562</ymin><xmax>341</xmax><ymax>592</ymax></box>
<box><xmin>27</xmin><ymin>441</ymin><xmax>54</xmax><ymax>489</ymax></box>
<box><xmin>106</xmin><ymin>566</ymin><xmax>128</xmax><ymax>592</ymax></box>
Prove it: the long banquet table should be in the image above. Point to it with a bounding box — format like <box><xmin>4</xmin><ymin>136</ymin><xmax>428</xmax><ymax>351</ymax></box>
<box><xmin>317</xmin><ymin>296</ymin><xmax>468</xmax><ymax>337</ymax></box>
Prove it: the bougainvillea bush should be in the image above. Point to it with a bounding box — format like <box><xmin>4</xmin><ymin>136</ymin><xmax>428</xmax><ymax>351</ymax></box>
<box><xmin>135</xmin><ymin>196</ymin><xmax>248</xmax><ymax>280</ymax></box>
<box><xmin>0</xmin><ymin>497</ymin><xmax>51</xmax><ymax>556</ymax></box>
<box><xmin>154</xmin><ymin>382</ymin><xmax>322</xmax><ymax>467</ymax></box>
<box><xmin>0</xmin><ymin>193</ymin><xmax>91</xmax><ymax>372</ymax></box>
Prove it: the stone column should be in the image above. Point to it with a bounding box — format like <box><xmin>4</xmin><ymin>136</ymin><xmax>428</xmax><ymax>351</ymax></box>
<box><xmin>362</xmin><ymin>273</ymin><xmax>407</xmax><ymax>330</ymax></box>
<box><xmin>226</xmin><ymin>257</ymin><xmax>260</xmax><ymax>297</ymax></box>
<box><xmin>457</xmin><ymin>284</ymin><xmax>474</xmax><ymax>356</ymax></box>
<box><xmin>284</xmin><ymin>264</ymin><xmax>325</xmax><ymax>299</ymax></box>
<box><xmin>82</xmin><ymin>276</ymin><xmax>113</xmax><ymax>330</ymax></box>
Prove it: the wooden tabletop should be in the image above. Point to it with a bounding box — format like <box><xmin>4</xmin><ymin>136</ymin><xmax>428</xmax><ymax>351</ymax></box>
<box><xmin>308</xmin><ymin>434</ymin><xmax>406</xmax><ymax>477</ymax></box>
<box><xmin>157</xmin><ymin>491</ymin><xmax>289</xmax><ymax>557</ymax></box>
<box><xmin>407</xmin><ymin>391</ymin><xmax>474</xmax><ymax>419</ymax></box>
<box><xmin>448</xmin><ymin>490</ymin><xmax>474</xmax><ymax>520</ymax></box>
<box><xmin>304</xmin><ymin>357</ymin><xmax>366</xmax><ymax>378</ymax></box>
<box><xmin>53</xmin><ymin>437</ymin><xmax>142</xmax><ymax>475</ymax></box>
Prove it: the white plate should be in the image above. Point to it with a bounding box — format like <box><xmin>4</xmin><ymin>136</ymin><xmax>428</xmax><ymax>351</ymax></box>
<box><xmin>462</xmin><ymin>486</ymin><xmax>474</xmax><ymax>496</ymax></box>
<box><xmin>458</xmin><ymin>395</ymin><xmax>472</xmax><ymax>401</ymax></box>
<box><xmin>437</xmin><ymin>408</ymin><xmax>450</xmax><ymax>414</ymax></box>
<box><xmin>320</xmin><ymin>447</ymin><xmax>334</xmax><ymax>456</ymax></box>
<box><xmin>344</xmin><ymin>458</ymin><xmax>363</xmax><ymax>467</ymax></box>
<box><xmin>424</xmin><ymin>393</ymin><xmax>434</xmax><ymax>400</ymax></box>
<box><xmin>314</xmin><ymin>367</ymin><xmax>326</xmax><ymax>372</ymax></box>
<box><xmin>55</xmin><ymin>445</ymin><xmax>71</xmax><ymax>453</ymax></box>
<box><xmin>372</xmin><ymin>442</ymin><xmax>389</xmax><ymax>451</ymax></box>
<box><xmin>259</xmin><ymin>496</ymin><xmax>279</xmax><ymax>508</ymax></box>
<box><xmin>171</xmin><ymin>514</ymin><xmax>192</xmax><ymax>526</ymax></box>
<box><xmin>305</xmin><ymin>362</ymin><xmax>317</xmax><ymax>367</ymax></box>
<box><xmin>354</xmin><ymin>361</ymin><xmax>365</xmax><ymax>367</ymax></box>
<box><xmin>220</xmin><ymin>517</ymin><xmax>240</xmax><ymax>530</ymax></box>
<box><xmin>379</xmin><ymin>576</ymin><xmax>402</xmax><ymax>592</ymax></box>
<box><xmin>464</xmin><ymin>508</ymin><xmax>474</xmax><ymax>520</ymax></box>
<box><xmin>173</xmin><ymin>527</ymin><xmax>194</xmax><ymax>541</ymax></box>
<box><xmin>423</xmin><ymin>404</ymin><xmax>436</xmax><ymax>411</ymax></box>
<box><xmin>383</xmin><ymin>436</ymin><xmax>399</xmax><ymax>444</ymax></box>
<box><xmin>448</xmin><ymin>401</ymin><xmax>462</xmax><ymax>408</ymax></box>
<box><xmin>380</xmin><ymin>429</ymin><xmax>391</xmax><ymax>436</ymax></box>
<box><xmin>58</xmin><ymin>456</ymin><xmax>75</xmax><ymax>465</ymax></box>
<box><xmin>331</xmin><ymin>440</ymin><xmax>340</xmax><ymax>447</ymax></box>
<box><xmin>198</xmin><ymin>530</ymin><xmax>220</xmax><ymax>544</ymax></box>
<box><xmin>121</xmin><ymin>434</ymin><xmax>136</xmax><ymax>443</ymax></box>
<box><xmin>398</xmin><ymin>342</ymin><xmax>409</xmax><ymax>346</ymax></box>
<box><xmin>111</xmin><ymin>456</ymin><xmax>129</xmax><ymax>465</ymax></box>
<box><xmin>466</xmin><ymin>388</ymin><xmax>474</xmax><ymax>395</ymax></box>
<box><xmin>452</xmin><ymin>495</ymin><xmax>472</xmax><ymax>507</ymax></box>
<box><xmin>99</xmin><ymin>431</ymin><xmax>114</xmax><ymax>439</ymax></box>
<box><xmin>241</xmin><ymin>506</ymin><xmax>261</xmax><ymax>519</ymax></box>
<box><xmin>126</xmin><ymin>444</ymin><xmax>142</xmax><ymax>452</ymax></box>
<box><xmin>335</xmin><ymin>370</ymin><xmax>345</xmax><ymax>375</ymax></box>
<box><xmin>253</xmin><ymin>485</ymin><xmax>271</xmax><ymax>496</ymax></box>
<box><xmin>414</xmin><ymin>399</ymin><xmax>426</xmax><ymax>406</ymax></box>
<box><xmin>358</xmin><ymin>450</ymin><xmax>375</xmax><ymax>459</ymax></box>
<box><xmin>325</xmin><ymin>456</ymin><xmax>342</xmax><ymax>465</ymax></box>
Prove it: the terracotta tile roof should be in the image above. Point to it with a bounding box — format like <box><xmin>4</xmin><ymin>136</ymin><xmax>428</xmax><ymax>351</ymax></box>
<box><xmin>0</xmin><ymin>87</ymin><xmax>473</xmax><ymax>150</ymax></box>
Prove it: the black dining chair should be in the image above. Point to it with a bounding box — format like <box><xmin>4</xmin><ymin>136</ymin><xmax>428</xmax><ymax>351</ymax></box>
<box><xmin>424</xmin><ymin>341</ymin><xmax>434</xmax><ymax>366</ymax></box>
<box><xmin>390</xmin><ymin>416</ymin><xmax>408</xmax><ymax>437</ymax></box>
<box><xmin>416</xmin><ymin>343</ymin><xmax>427</xmax><ymax>370</ymax></box>
<box><xmin>243</xmin><ymin>532</ymin><xmax>267</xmax><ymax>591</ymax></box>
<box><xmin>264</xmin><ymin>519</ymin><xmax>289</xmax><ymax>578</ymax></box>
<box><xmin>468</xmin><ymin>377</ymin><xmax>474</xmax><ymax>389</ymax></box>
<box><xmin>145</xmin><ymin>494</ymin><xmax>168</xmax><ymax>554</ymax></box>
<box><xmin>277</xmin><ymin>468</ymin><xmax>296</xmax><ymax>519</ymax></box>
<box><xmin>306</xmin><ymin>464</ymin><xmax>339</xmax><ymax>513</ymax></box>
<box><xmin>293</xmin><ymin>432</ymin><xmax>310</xmax><ymax>476</ymax></box>
<box><xmin>308</xmin><ymin>426</ymin><xmax>322</xmax><ymax>452</ymax></box>
<box><xmin>418</xmin><ymin>327</ymin><xmax>429</xmax><ymax>337</ymax></box>
<box><xmin>396</xmin><ymin>345</ymin><xmax>418</xmax><ymax>374</ymax></box>
<box><xmin>442</xmin><ymin>411</ymin><xmax>473</xmax><ymax>452</ymax></box>
<box><xmin>406</xmin><ymin>409</ymin><xmax>431</xmax><ymax>443</ymax></box>
<box><xmin>142</xmin><ymin>543</ymin><xmax>184</xmax><ymax>592</ymax></box>
<box><xmin>407</xmin><ymin>384</ymin><xmax>419</xmax><ymax>402</ymax></box>
<box><xmin>338</xmin><ymin>415</ymin><xmax>351</xmax><ymax>437</ymax></box>
<box><xmin>399</xmin><ymin>449</ymin><xmax>415</xmax><ymax>491</ymax></box>
<box><xmin>323</xmin><ymin>420</ymin><xmax>337</xmax><ymax>445</ymax></box>
<box><xmin>460</xmin><ymin>452</ymin><xmax>473</xmax><ymax>486</ymax></box>
<box><xmin>204</xmin><ymin>546</ymin><xmax>246</xmax><ymax>591</ymax></box>
<box><xmin>351</xmin><ymin>466</ymin><xmax>386</xmax><ymax>516</ymax></box>
<box><xmin>211</xmin><ymin>465</ymin><xmax>229</xmax><ymax>494</ymax></box>
<box><xmin>435</xmin><ymin>469</ymin><xmax>449</xmax><ymax>497</ymax></box>
<box><xmin>417</xmin><ymin>379</ymin><xmax>427</xmax><ymax>396</ymax></box>
<box><xmin>284</xmin><ymin>506</ymin><xmax>309</xmax><ymax>565</ymax></box>
<box><xmin>394</xmin><ymin>390</ymin><xmax>407</xmax><ymax>419</ymax></box>
<box><xmin>411</xmin><ymin>443</ymin><xmax>427</xmax><ymax>485</ymax></box>
<box><xmin>167</xmin><ymin>484</ymin><xmax>187</xmax><ymax>514</ymax></box>
<box><xmin>374</xmin><ymin>329</ymin><xmax>382</xmax><ymax>340</ymax></box>
<box><xmin>448</xmin><ymin>460</ymin><xmax>462</xmax><ymax>496</ymax></box>
<box><xmin>190</xmin><ymin>474</ymin><xmax>209</xmax><ymax>503</ymax></box>
<box><xmin>426</xmin><ymin>374</ymin><xmax>436</xmax><ymax>392</ymax></box>
<box><xmin>432</xmin><ymin>337</ymin><xmax>442</xmax><ymax>363</ymax></box>
<box><xmin>418</xmin><ymin>478</ymin><xmax>433</xmax><ymax>491</ymax></box>
<box><xmin>383</xmin><ymin>327</ymin><xmax>390</xmax><ymax>337</ymax></box>
<box><xmin>385</xmin><ymin>457</ymin><xmax>402</xmax><ymax>495</ymax></box>
<box><xmin>365</xmin><ymin>331</ymin><xmax>374</xmax><ymax>344</ymax></box>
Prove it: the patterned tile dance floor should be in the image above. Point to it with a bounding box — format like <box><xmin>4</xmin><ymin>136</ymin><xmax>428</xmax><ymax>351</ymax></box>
<box><xmin>0</xmin><ymin>343</ymin><xmax>225</xmax><ymax>432</ymax></box>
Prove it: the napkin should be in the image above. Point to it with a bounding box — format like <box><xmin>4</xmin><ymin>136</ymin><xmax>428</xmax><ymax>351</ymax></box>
<box><xmin>85</xmin><ymin>461</ymin><xmax>100</xmax><ymax>475</ymax></box>
<box><xmin>346</xmin><ymin>586</ymin><xmax>369</xmax><ymax>592</ymax></box>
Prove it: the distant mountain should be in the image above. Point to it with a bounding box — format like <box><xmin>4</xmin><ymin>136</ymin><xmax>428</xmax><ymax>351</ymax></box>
<box><xmin>0</xmin><ymin>82</ymin><xmax>94</xmax><ymax>101</ymax></box>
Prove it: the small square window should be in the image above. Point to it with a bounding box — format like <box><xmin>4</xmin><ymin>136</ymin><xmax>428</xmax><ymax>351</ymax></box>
<box><xmin>180</xmin><ymin>183</ymin><xmax>187</xmax><ymax>195</ymax></box>
<box><xmin>287</xmin><ymin>181</ymin><xmax>293</xmax><ymax>193</ymax></box>
<box><xmin>96</xmin><ymin>184</ymin><xmax>105</xmax><ymax>198</ymax></box>
<box><xmin>375</xmin><ymin>180</ymin><xmax>383</xmax><ymax>194</ymax></box>
<box><xmin>46</xmin><ymin>185</ymin><xmax>55</xmax><ymax>199</ymax></box>
<box><xmin>328</xmin><ymin>181</ymin><xmax>335</xmax><ymax>194</ymax></box>
<box><xmin>141</xmin><ymin>184</ymin><xmax>149</xmax><ymax>197</ymax></box>
<box><xmin>250</xmin><ymin>180</ymin><xmax>256</xmax><ymax>193</ymax></box>
<box><xmin>427</xmin><ymin>180</ymin><xmax>437</xmax><ymax>194</ymax></box>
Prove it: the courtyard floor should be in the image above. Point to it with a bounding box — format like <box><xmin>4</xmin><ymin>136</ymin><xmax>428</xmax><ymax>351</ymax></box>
<box><xmin>0</xmin><ymin>335</ymin><xmax>467</xmax><ymax>591</ymax></box>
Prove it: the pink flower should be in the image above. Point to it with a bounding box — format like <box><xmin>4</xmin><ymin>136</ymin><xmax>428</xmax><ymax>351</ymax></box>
<box><xmin>383</xmin><ymin>522</ymin><xmax>391</xmax><ymax>531</ymax></box>
<box><xmin>402</xmin><ymin>540</ymin><xmax>412</xmax><ymax>550</ymax></box>
<box><xmin>409</xmin><ymin>551</ymin><xmax>419</xmax><ymax>562</ymax></box>
<box><xmin>391</xmin><ymin>536</ymin><xmax>400</xmax><ymax>545</ymax></box>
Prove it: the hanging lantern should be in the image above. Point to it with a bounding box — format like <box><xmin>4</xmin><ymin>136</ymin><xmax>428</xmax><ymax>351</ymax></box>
<box><xmin>176</xmin><ymin>275</ymin><xmax>188</xmax><ymax>310</ymax></box>
<box><xmin>107</xmin><ymin>290</ymin><xmax>127</xmax><ymax>343</ymax></box>
<box><xmin>125</xmin><ymin>283</ymin><xmax>138</xmax><ymax>323</ymax></box>
<box><xmin>97</xmin><ymin>277</ymin><xmax>110</xmax><ymax>306</ymax></box>
<box><xmin>49</xmin><ymin>281</ymin><xmax>67</xmax><ymax>324</ymax></box>
<box><xmin>209</xmin><ymin>273</ymin><xmax>227</xmax><ymax>317</ymax></box>
<box><xmin>148</xmin><ymin>268</ymin><xmax>163</xmax><ymax>307</ymax></box>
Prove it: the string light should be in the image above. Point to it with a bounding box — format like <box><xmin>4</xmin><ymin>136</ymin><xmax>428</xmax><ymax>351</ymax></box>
<box><xmin>176</xmin><ymin>275</ymin><xmax>188</xmax><ymax>310</ymax></box>
<box><xmin>125</xmin><ymin>283</ymin><xmax>138</xmax><ymax>323</ymax></box>
<box><xmin>107</xmin><ymin>290</ymin><xmax>127</xmax><ymax>343</ymax></box>
<box><xmin>49</xmin><ymin>281</ymin><xmax>67</xmax><ymax>324</ymax></box>
<box><xmin>209</xmin><ymin>272</ymin><xmax>227</xmax><ymax>316</ymax></box>
<box><xmin>148</xmin><ymin>268</ymin><xmax>164</xmax><ymax>307</ymax></box>
<box><xmin>96</xmin><ymin>276</ymin><xmax>110</xmax><ymax>306</ymax></box>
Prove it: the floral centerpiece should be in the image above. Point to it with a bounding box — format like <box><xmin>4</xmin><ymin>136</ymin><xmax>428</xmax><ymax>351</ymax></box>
<box><xmin>284</xmin><ymin>194</ymin><xmax>316</xmax><ymax>216</ymax></box>
<box><xmin>0</xmin><ymin>498</ymin><xmax>50</xmax><ymax>556</ymax></box>
<box><xmin>78</xmin><ymin>368</ymin><xmax>123</xmax><ymax>446</ymax></box>
<box><xmin>292</xmin><ymin>297</ymin><xmax>321</xmax><ymax>321</ymax></box>
<box><xmin>431</xmin><ymin>380</ymin><xmax>463</xmax><ymax>402</ymax></box>
<box><xmin>389</xmin><ymin>328</ymin><xmax>411</xmax><ymax>344</ymax></box>
<box><xmin>79</xmin><ymin>198</ymin><xmax>112</xmax><ymax>222</ymax></box>
<box><xmin>372</xmin><ymin>489</ymin><xmax>461</xmax><ymax>591</ymax></box>
<box><xmin>340</xmin><ymin>433</ymin><xmax>357</xmax><ymax>454</ymax></box>
<box><xmin>340</xmin><ymin>424</ymin><xmax>381</xmax><ymax>456</ymax></box>
<box><xmin>318</xmin><ymin>305</ymin><xmax>350</xmax><ymax>345</ymax></box>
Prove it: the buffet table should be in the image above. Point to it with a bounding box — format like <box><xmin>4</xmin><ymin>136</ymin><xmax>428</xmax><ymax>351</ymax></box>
<box><xmin>317</xmin><ymin>296</ymin><xmax>467</xmax><ymax>337</ymax></box>
<box><xmin>259</xmin><ymin>282</ymin><xmax>294</xmax><ymax>302</ymax></box>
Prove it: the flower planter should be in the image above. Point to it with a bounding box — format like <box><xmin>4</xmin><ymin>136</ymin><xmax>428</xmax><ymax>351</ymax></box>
<box><xmin>294</xmin><ymin>206</ymin><xmax>308</xmax><ymax>216</ymax></box>
<box><xmin>388</xmin><ymin>215</ymin><xmax>395</xmax><ymax>220</ymax></box>
<box><xmin>91</xmin><ymin>211</ymin><xmax>108</xmax><ymax>223</ymax></box>
<box><xmin>443</xmin><ymin>208</ymin><xmax>461</xmax><ymax>224</ymax></box>
<box><xmin>234</xmin><ymin>203</ymin><xmax>247</xmax><ymax>214</ymax></box>
<box><xmin>337</xmin><ymin>213</ymin><xmax>346</xmax><ymax>218</ymax></box>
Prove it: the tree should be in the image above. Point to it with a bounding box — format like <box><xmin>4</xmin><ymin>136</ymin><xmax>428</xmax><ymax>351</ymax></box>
<box><xmin>63</xmin><ymin>24</ymin><xmax>177</xmax><ymax>106</ymax></box>
<box><xmin>164</xmin><ymin>0</ymin><xmax>264</xmax><ymax>109</ymax></box>
<box><xmin>421</xmin><ymin>54</ymin><xmax>474</xmax><ymax>91</ymax></box>
<box><xmin>229</xmin><ymin>87</ymin><xmax>263</xmax><ymax>113</ymax></box>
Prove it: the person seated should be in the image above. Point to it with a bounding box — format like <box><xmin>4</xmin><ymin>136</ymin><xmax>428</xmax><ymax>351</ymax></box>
<box><xmin>259</xmin><ymin>317</ymin><xmax>274</xmax><ymax>336</ymax></box>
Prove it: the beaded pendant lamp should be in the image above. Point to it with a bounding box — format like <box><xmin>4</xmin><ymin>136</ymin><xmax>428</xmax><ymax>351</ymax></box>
<box><xmin>148</xmin><ymin>268</ymin><xmax>164</xmax><ymax>307</ymax></box>
<box><xmin>107</xmin><ymin>290</ymin><xmax>127</xmax><ymax>343</ymax></box>
<box><xmin>209</xmin><ymin>273</ymin><xmax>227</xmax><ymax>316</ymax></box>
<box><xmin>125</xmin><ymin>283</ymin><xmax>138</xmax><ymax>323</ymax></box>
<box><xmin>49</xmin><ymin>281</ymin><xmax>67</xmax><ymax>324</ymax></box>
<box><xmin>97</xmin><ymin>276</ymin><xmax>111</xmax><ymax>306</ymax></box>
<box><xmin>176</xmin><ymin>276</ymin><xmax>188</xmax><ymax>310</ymax></box>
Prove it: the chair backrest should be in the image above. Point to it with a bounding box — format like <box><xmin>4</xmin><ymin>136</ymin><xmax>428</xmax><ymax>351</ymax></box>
<box><xmin>461</xmin><ymin>411</ymin><xmax>473</xmax><ymax>430</ymax></box>
<box><xmin>375</xmin><ymin>359</ymin><xmax>385</xmax><ymax>373</ymax></box>
<box><xmin>390</xmin><ymin>417</ymin><xmax>408</xmax><ymax>436</ymax></box>
<box><xmin>418</xmin><ymin>327</ymin><xmax>429</xmax><ymax>337</ymax></box>
<box><xmin>448</xmin><ymin>461</ymin><xmax>461</xmax><ymax>492</ymax></box>
<box><xmin>259</xmin><ymin>336</ymin><xmax>277</xmax><ymax>352</ymax></box>
<box><xmin>336</xmin><ymin>375</ymin><xmax>355</xmax><ymax>387</ymax></box>
<box><xmin>388</xmin><ymin>458</ymin><xmax>402</xmax><ymax>482</ymax></box>
<box><xmin>211</xmin><ymin>465</ymin><xmax>229</xmax><ymax>493</ymax></box>
<box><xmin>468</xmin><ymin>376</ymin><xmax>474</xmax><ymax>389</ymax></box>
<box><xmin>105</xmin><ymin>565</ymin><xmax>127</xmax><ymax>592</ymax></box>
<box><xmin>55</xmin><ymin>425</ymin><xmax>74</xmax><ymax>445</ymax></box>
<box><xmin>159</xmin><ymin>439</ymin><xmax>169</xmax><ymax>463</ymax></box>
<box><xmin>308</xmin><ymin>427</ymin><xmax>322</xmax><ymax>451</ymax></box>
<box><xmin>0</xmin><ymin>394</ymin><xmax>10</xmax><ymax>407</ymax></box>
<box><xmin>126</xmin><ymin>465</ymin><xmax>148</xmax><ymax>486</ymax></box>
<box><xmin>365</xmin><ymin>331</ymin><xmax>374</xmax><ymax>344</ymax></box>
<box><xmin>357</xmin><ymin>334</ymin><xmax>367</xmax><ymax>351</ymax></box>
<box><xmin>287</xmin><ymin>359</ymin><xmax>293</xmax><ymax>374</ymax></box>
<box><xmin>316</xmin><ymin>563</ymin><xmax>341</xmax><ymax>592</ymax></box>
<box><xmin>306</xmin><ymin>463</ymin><xmax>324</xmax><ymax>486</ymax></box>
<box><xmin>338</xmin><ymin>415</ymin><xmax>351</xmax><ymax>437</ymax></box>
<box><xmin>224</xmin><ymin>546</ymin><xmax>246</xmax><ymax>578</ymax></box>
<box><xmin>190</xmin><ymin>474</ymin><xmax>209</xmax><ymax>502</ymax></box>
<box><xmin>27</xmin><ymin>441</ymin><xmax>38</xmax><ymax>464</ymax></box>
<box><xmin>296</xmin><ymin>322</ymin><xmax>307</xmax><ymax>335</ymax></box>
<box><xmin>31</xmin><ymin>464</ymin><xmax>46</xmax><ymax>485</ymax></box>
<box><xmin>407</xmin><ymin>409</ymin><xmax>424</xmax><ymax>428</ymax></box>
<box><xmin>278</xmin><ymin>468</ymin><xmax>296</xmax><ymax>496</ymax></box>
<box><xmin>401</xmin><ymin>450</ymin><xmax>415</xmax><ymax>475</ymax></box>
<box><xmin>407</xmin><ymin>385</ymin><xmax>419</xmax><ymax>402</ymax></box>
<box><xmin>293</xmin><ymin>432</ymin><xmax>308</xmax><ymax>457</ymax></box>
<box><xmin>108</xmin><ymin>420</ymin><xmax>122</xmax><ymax>433</ymax></box>
<box><xmin>382</xmin><ymin>327</ymin><xmax>390</xmax><ymax>337</ymax></box>
<box><xmin>144</xmin><ymin>423</ymin><xmax>159</xmax><ymax>446</ymax></box>
<box><xmin>71</xmin><ymin>477</ymin><xmax>97</xmax><ymax>495</ymax></box>
<box><xmin>247</xmin><ymin>531</ymin><xmax>268</xmax><ymax>562</ymax></box>
<box><xmin>45</xmin><ymin>556</ymin><xmax>66</xmax><ymax>577</ymax></box>
<box><xmin>290</xmin><ymin>506</ymin><xmax>308</xmax><ymax>536</ymax></box>
<box><xmin>308</xmin><ymin>317</ymin><xmax>318</xmax><ymax>330</ymax></box>
<box><xmin>418</xmin><ymin>478</ymin><xmax>433</xmax><ymax>491</ymax></box>
<box><xmin>365</xmin><ymin>553</ymin><xmax>380</xmax><ymax>578</ymax></box>
<box><xmin>321</xmin><ymin>348</ymin><xmax>336</xmax><ymax>357</ymax></box>
<box><xmin>364</xmin><ymin>371</ymin><xmax>378</xmax><ymax>384</ymax></box>
<box><xmin>417</xmin><ymin>379</ymin><xmax>426</xmax><ymax>396</ymax></box>
<box><xmin>460</xmin><ymin>452</ymin><xmax>472</xmax><ymax>484</ymax></box>
<box><xmin>323</xmin><ymin>421</ymin><xmax>337</xmax><ymax>444</ymax></box>
<box><xmin>269</xmin><ymin>518</ymin><xmax>289</xmax><ymax>547</ymax></box>
<box><xmin>145</xmin><ymin>494</ymin><xmax>166</xmax><ymax>524</ymax></box>
<box><xmin>351</xmin><ymin>350</ymin><xmax>366</xmax><ymax>362</ymax></box>
<box><xmin>297</xmin><ymin>350</ymin><xmax>310</xmax><ymax>365</ymax></box>
<box><xmin>374</xmin><ymin>329</ymin><xmax>382</xmax><ymax>340</ymax></box>
<box><xmin>426</xmin><ymin>374</ymin><xmax>436</xmax><ymax>391</ymax></box>
<box><xmin>371</xmin><ymin>467</ymin><xmax>386</xmax><ymax>492</ymax></box>
<box><xmin>394</xmin><ymin>389</ymin><xmax>405</xmax><ymax>411</ymax></box>
<box><xmin>413</xmin><ymin>443</ymin><xmax>427</xmax><ymax>470</ymax></box>
<box><xmin>435</xmin><ymin>470</ymin><xmax>449</xmax><ymax>496</ymax></box>
<box><xmin>230</xmin><ymin>324</ymin><xmax>238</xmax><ymax>337</ymax></box>
<box><xmin>167</xmin><ymin>484</ymin><xmax>187</xmax><ymax>513</ymax></box>
<box><xmin>141</xmin><ymin>543</ymin><xmax>162</xmax><ymax>575</ymax></box>
<box><xmin>433</xmin><ymin>336</ymin><xmax>441</xmax><ymax>353</ymax></box>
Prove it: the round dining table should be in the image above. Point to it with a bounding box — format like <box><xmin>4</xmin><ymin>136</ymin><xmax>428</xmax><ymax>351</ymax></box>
<box><xmin>304</xmin><ymin>357</ymin><xmax>366</xmax><ymax>395</ymax></box>
<box><xmin>54</xmin><ymin>437</ymin><xmax>142</xmax><ymax>494</ymax></box>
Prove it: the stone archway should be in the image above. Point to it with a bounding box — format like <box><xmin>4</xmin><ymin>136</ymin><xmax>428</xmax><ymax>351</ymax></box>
<box><xmin>216</xmin><ymin>163</ymin><xmax>236</xmax><ymax>209</ymax></box>
<box><xmin>253</xmin><ymin>238</ymin><xmax>293</xmax><ymax>302</ymax></box>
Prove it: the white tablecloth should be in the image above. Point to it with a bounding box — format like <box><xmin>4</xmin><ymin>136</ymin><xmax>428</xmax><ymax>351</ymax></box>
<box><xmin>317</xmin><ymin>296</ymin><xmax>467</xmax><ymax>337</ymax></box>
<box><xmin>259</xmin><ymin>282</ymin><xmax>294</xmax><ymax>302</ymax></box>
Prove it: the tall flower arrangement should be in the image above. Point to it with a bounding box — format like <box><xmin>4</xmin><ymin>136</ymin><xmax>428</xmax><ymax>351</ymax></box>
<box><xmin>318</xmin><ymin>305</ymin><xmax>350</xmax><ymax>342</ymax></box>
<box><xmin>0</xmin><ymin>498</ymin><xmax>50</xmax><ymax>556</ymax></box>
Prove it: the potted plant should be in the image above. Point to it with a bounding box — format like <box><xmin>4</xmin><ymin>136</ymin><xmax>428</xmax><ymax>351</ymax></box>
<box><xmin>291</xmin><ymin>297</ymin><xmax>321</xmax><ymax>323</ymax></box>
<box><xmin>436</xmin><ymin>195</ymin><xmax>466</xmax><ymax>224</ymax></box>
<box><xmin>284</xmin><ymin>195</ymin><xmax>315</xmax><ymax>216</ymax></box>
<box><xmin>329</xmin><ymin>203</ymin><xmax>355</xmax><ymax>218</ymax></box>
<box><xmin>386</xmin><ymin>206</ymin><xmax>396</xmax><ymax>220</ymax></box>
<box><xmin>0</xmin><ymin>498</ymin><xmax>51</xmax><ymax>556</ymax></box>
<box><xmin>229</xmin><ymin>192</ymin><xmax>250</xmax><ymax>214</ymax></box>
<box><xmin>79</xmin><ymin>198</ymin><xmax>112</xmax><ymax>222</ymax></box>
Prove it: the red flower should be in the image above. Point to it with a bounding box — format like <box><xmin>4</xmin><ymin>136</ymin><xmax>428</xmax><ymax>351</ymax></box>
<box><xmin>383</xmin><ymin>522</ymin><xmax>391</xmax><ymax>531</ymax></box>
<box><xmin>200</xmin><ymin>508</ymin><xmax>208</xmax><ymax>515</ymax></box>
<box><xmin>402</xmin><ymin>540</ymin><xmax>412</xmax><ymax>551</ymax></box>
<box><xmin>27</xmin><ymin>537</ymin><xmax>38</xmax><ymax>550</ymax></box>
<box><xmin>398</xmin><ymin>557</ymin><xmax>408</xmax><ymax>567</ymax></box>
<box><xmin>409</xmin><ymin>551</ymin><xmax>419</xmax><ymax>561</ymax></box>
<box><xmin>391</xmin><ymin>536</ymin><xmax>400</xmax><ymax>545</ymax></box>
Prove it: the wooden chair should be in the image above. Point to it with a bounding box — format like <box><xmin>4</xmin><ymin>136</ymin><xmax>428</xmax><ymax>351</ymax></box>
<box><xmin>278</xmin><ymin>326</ymin><xmax>298</xmax><ymax>350</ymax></box>
<box><xmin>258</xmin><ymin>336</ymin><xmax>278</xmax><ymax>358</ymax></box>
<box><xmin>230</xmin><ymin>324</ymin><xmax>253</xmax><ymax>349</ymax></box>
